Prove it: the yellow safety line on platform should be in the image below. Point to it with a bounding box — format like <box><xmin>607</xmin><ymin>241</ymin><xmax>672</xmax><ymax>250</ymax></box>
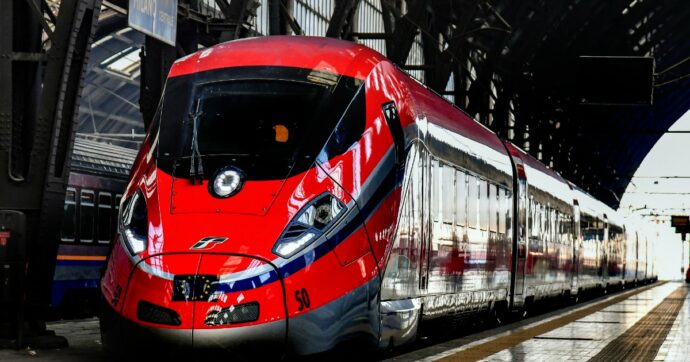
<box><xmin>438</xmin><ymin>282</ymin><xmax>667</xmax><ymax>362</ymax></box>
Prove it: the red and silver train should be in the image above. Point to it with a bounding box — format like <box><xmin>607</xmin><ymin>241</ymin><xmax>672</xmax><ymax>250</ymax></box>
<box><xmin>99</xmin><ymin>36</ymin><xmax>657</xmax><ymax>356</ymax></box>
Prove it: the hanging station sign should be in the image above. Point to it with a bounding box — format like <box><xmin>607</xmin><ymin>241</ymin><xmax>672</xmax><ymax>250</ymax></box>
<box><xmin>128</xmin><ymin>0</ymin><xmax>178</xmax><ymax>46</ymax></box>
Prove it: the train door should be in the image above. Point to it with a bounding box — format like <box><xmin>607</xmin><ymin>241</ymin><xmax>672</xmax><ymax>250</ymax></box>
<box><xmin>572</xmin><ymin>202</ymin><xmax>581</xmax><ymax>294</ymax></box>
<box><xmin>418</xmin><ymin>149</ymin><xmax>432</xmax><ymax>292</ymax></box>
<box><xmin>510</xmin><ymin>173</ymin><xmax>529</xmax><ymax>308</ymax></box>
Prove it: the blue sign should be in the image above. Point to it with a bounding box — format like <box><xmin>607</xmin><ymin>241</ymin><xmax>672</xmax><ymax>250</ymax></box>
<box><xmin>128</xmin><ymin>0</ymin><xmax>178</xmax><ymax>46</ymax></box>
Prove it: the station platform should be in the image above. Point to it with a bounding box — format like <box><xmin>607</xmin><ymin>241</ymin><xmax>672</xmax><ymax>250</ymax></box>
<box><xmin>390</xmin><ymin>282</ymin><xmax>689</xmax><ymax>362</ymax></box>
<box><xmin>0</xmin><ymin>282</ymin><xmax>687</xmax><ymax>361</ymax></box>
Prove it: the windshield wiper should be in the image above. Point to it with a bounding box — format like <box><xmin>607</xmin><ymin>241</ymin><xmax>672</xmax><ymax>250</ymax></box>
<box><xmin>189</xmin><ymin>99</ymin><xmax>204</xmax><ymax>184</ymax></box>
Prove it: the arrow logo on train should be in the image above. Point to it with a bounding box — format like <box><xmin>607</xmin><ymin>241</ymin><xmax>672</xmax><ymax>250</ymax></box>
<box><xmin>190</xmin><ymin>236</ymin><xmax>228</xmax><ymax>250</ymax></box>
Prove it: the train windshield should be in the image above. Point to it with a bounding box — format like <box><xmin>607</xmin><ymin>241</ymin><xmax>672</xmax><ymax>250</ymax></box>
<box><xmin>156</xmin><ymin>66</ymin><xmax>361</xmax><ymax>180</ymax></box>
<box><xmin>195</xmin><ymin>80</ymin><xmax>326</xmax><ymax>158</ymax></box>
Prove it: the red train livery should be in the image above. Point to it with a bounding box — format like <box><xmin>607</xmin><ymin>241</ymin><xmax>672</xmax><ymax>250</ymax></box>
<box><xmin>99</xmin><ymin>36</ymin><xmax>656</xmax><ymax>356</ymax></box>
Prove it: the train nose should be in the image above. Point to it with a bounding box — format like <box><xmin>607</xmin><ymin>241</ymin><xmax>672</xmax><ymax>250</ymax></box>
<box><xmin>192</xmin><ymin>254</ymin><xmax>286</xmax><ymax>353</ymax></box>
<box><xmin>120</xmin><ymin>253</ymin><xmax>286</xmax><ymax>354</ymax></box>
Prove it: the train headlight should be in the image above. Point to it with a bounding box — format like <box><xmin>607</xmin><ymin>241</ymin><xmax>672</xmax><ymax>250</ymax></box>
<box><xmin>272</xmin><ymin>193</ymin><xmax>346</xmax><ymax>258</ymax></box>
<box><xmin>209</xmin><ymin>166</ymin><xmax>245</xmax><ymax>198</ymax></box>
<box><xmin>120</xmin><ymin>190</ymin><xmax>148</xmax><ymax>255</ymax></box>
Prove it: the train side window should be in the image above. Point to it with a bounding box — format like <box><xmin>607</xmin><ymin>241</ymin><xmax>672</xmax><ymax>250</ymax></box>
<box><xmin>455</xmin><ymin>170</ymin><xmax>466</xmax><ymax>226</ymax></box>
<box><xmin>80</xmin><ymin>189</ymin><xmax>95</xmax><ymax>243</ymax></box>
<box><xmin>531</xmin><ymin>201</ymin><xmax>539</xmax><ymax>239</ymax></box>
<box><xmin>539</xmin><ymin>204</ymin><xmax>550</xmax><ymax>242</ymax></box>
<box><xmin>442</xmin><ymin>165</ymin><xmax>454</xmax><ymax>224</ymax></box>
<box><xmin>504</xmin><ymin>189</ymin><xmax>512</xmax><ymax>234</ymax></box>
<box><xmin>498</xmin><ymin>187</ymin><xmax>506</xmax><ymax>234</ymax></box>
<box><xmin>489</xmin><ymin>184</ymin><xmax>498</xmax><ymax>233</ymax></box>
<box><xmin>527</xmin><ymin>199</ymin><xmax>534</xmax><ymax>237</ymax></box>
<box><xmin>61</xmin><ymin>188</ymin><xmax>77</xmax><ymax>242</ymax></box>
<box><xmin>548</xmin><ymin>207</ymin><xmax>554</xmax><ymax>244</ymax></box>
<box><xmin>431</xmin><ymin>159</ymin><xmax>441</xmax><ymax>223</ymax></box>
<box><xmin>542</xmin><ymin>206</ymin><xmax>548</xmax><ymax>244</ymax></box>
<box><xmin>479</xmin><ymin>180</ymin><xmax>489</xmax><ymax>231</ymax></box>
<box><xmin>467</xmin><ymin>175</ymin><xmax>478</xmax><ymax>229</ymax></box>
<box><xmin>98</xmin><ymin>192</ymin><xmax>112</xmax><ymax>244</ymax></box>
<box><xmin>551</xmin><ymin>209</ymin><xmax>556</xmax><ymax>244</ymax></box>
<box><xmin>553</xmin><ymin>209</ymin><xmax>558</xmax><ymax>244</ymax></box>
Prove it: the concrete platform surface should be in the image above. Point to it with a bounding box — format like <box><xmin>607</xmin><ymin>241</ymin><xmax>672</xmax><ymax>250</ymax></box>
<box><xmin>391</xmin><ymin>282</ymin><xmax>689</xmax><ymax>362</ymax></box>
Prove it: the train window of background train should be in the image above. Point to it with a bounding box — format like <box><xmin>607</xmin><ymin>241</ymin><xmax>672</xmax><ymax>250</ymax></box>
<box><xmin>61</xmin><ymin>188</ymin><xmax>77</xmax><ymax>242</ymax></box>
<box><xmin>442</xmin><ymin>165</ymin><xmax>454</xmax><ymax>224</ymax></box>
<box><xmin>467</xmin><ymin>175</ymin><xmax>478</xmax><ymax>229</ymax></box>
<box><xmin>112</xmin><ymin>194</ymin><xmax>122</xmax><ymax>236</ymax></box>
<box><xmin>80</xmin><ymin>190</ymin><xmax>95</xmax><ymax>243</ymax></box>
<box><xmin>455</xmin><ymin>170</ymin><xmax>466</xmax><ymax>227</ymax></box>
<box><xmin>479</xmin><ymin>180</ymin><xmax>488</xmax><ymax>231</ymax></box>
<box><xmin>98</xmin><ymin>192</ymin><xmax>112</xmax><ymax>244</ymax></box>
<box><xmin>489</xmin><ymin>184</ymin><xmax>498</xmax><ymax>233</ymax></box>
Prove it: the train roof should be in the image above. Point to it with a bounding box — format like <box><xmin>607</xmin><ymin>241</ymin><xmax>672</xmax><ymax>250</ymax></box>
<box><xmin>504</xmin><ymin>142</ymin><xmax>573</xmax><ymax>209</ymax></box>
<box><xmin>569</xmin><ymin>182</ymin><xmax>623</xmax><ymax>226</ymax></box>
<box><xmin>70</xmin><ymin>136</ymin><xmax>137</xmax><ymax>179</ymax></box>
<box><xmin>168</xmin><ymin>36</ymin><xmax>387</xmax><ymax>80</ymax></box>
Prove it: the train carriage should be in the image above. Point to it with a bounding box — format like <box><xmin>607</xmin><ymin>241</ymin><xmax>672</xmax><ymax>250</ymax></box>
<box><xmin>570</xmin><ymin>184</ymin><xmax>608</xmax><ymax>293</ymax></box>
<box><xmin>52</xmin><ymin>137</ymin><xmax>135</xmax><ymax>316</ymax></box>
<box><xmin>503</xmin><ymin>143</ymin><xmax>575</xmax><ymax>306</ymax></box>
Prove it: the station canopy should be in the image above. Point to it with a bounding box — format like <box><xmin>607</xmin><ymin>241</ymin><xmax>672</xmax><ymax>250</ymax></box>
<box><xmin>83</xmin><ymin>0</ymin><xmax>690</xmax><ymax>208</ymax></box>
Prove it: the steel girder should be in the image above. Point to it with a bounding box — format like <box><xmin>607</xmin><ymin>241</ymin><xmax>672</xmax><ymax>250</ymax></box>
<box><xmin>0</xmin><ymin>0</ymin><xmax>103</xmax><ymax>343</ymax></box>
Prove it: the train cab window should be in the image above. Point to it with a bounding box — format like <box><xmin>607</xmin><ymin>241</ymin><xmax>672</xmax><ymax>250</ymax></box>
<box><xmin>455</xmin><ymin>170</ymin><xmax>466</xmax><ymax>226</ymax></box>
<box><xmin>321</xmin><ymin>85</ymin><xmax>366</xmax><ymax>158</ymax></box>
<box><xmin>61</xmin><ymin>188</ymin><xmax>77</xmax><ymax>242</ymax></box>
<box><xmin>98</xmin><ymin>192</ymin><xmax>112</xmax><ymax>244</ymax></box>
<box><xmin>80</xmin><ymin>189</ymin><xmax>95</xmax><ymax>243</ymax></box>
<box><xmin>442</xmin><ymin>165</ymin><xmax>455</xmax><ymax>224</ymax></box>
<box><xmin>467</xmin><ymin>175</ymin><xmax>478</xmax><ymax>229</ymax></box>
<box><xmin>489</xmin><ymin>184</ymin><xmax>498</xmax><ymax>233</ymax></box>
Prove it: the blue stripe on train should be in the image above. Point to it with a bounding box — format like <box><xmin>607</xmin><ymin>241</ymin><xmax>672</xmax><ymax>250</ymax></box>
<box><xmin>51</xmin><ymin>278</ymin><xmax>101</xmax><ymax>307</ymax></box>
<box><xmin>55</xmin><ymin>259</ymin><xmax>106</xmax><ymax>267</ymax></box>
<box><xmin>215</xmin><ymin>162</ymin><xmax>398</xmax><ymax>293</ymax></box>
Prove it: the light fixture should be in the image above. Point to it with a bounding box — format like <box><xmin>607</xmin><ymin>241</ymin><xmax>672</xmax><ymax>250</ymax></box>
<box><xmin>209</xmin><ymin>166</ymin><xmax>245</xmax><ymax>198</ymax></box>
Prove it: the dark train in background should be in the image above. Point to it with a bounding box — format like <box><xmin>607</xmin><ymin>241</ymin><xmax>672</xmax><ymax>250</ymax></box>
<box><xmin>51</xmin><ymin>137</ymin><xmax>136</xmax><ymax>317</ymax></box>
<box><xmin>97</xmin><ymin>36</ymin><xmax>657</xmax><ymax>357</ymax></box>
